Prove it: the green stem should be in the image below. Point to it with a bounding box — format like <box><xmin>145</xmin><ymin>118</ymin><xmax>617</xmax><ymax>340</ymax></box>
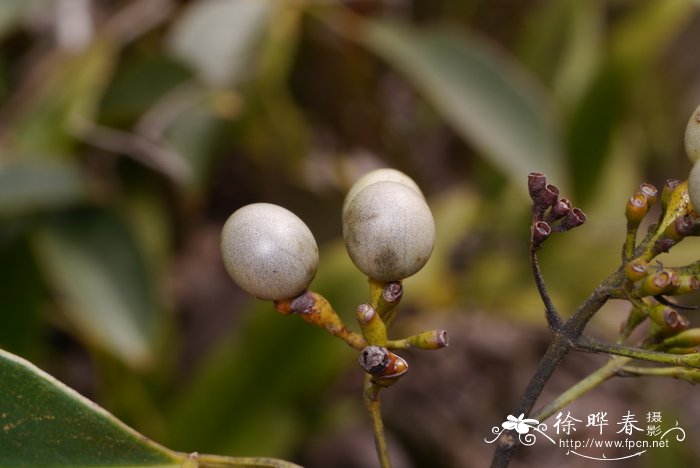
<box><xmin>532</xmin><ymin>357</ymin><xmax>628</xmax><ymax>423</ymax></box>
<box><xmin>619</xmin><ymin>365</ymin><xmax>700</xmax><ymax>382</ymax></box>
<box><xmin>194</xmin><ymin>453</ymin><xmax>302</xmax><ymax>467</ymax></box>
<box><xmin>573</xmin><ymin>336</ymin><xmax>692</xmax><ymax>366</ymax></box>
<box><xmin>363</xmin><ymin>375</ymin><xmax>391</xmax><ymax>468</ymax></box>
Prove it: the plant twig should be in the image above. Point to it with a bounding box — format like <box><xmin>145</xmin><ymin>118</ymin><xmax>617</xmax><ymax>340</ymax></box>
<box><xmin>572</xmin><ymin>336</ymin><xmax>694</xmax><ymax>367</ymax></box>
<box><xmin>532</xmin><ymin>357</ymin><xmax>628</xmax><ymax>423</ymax></box>
<box><xmin>529</xmin><ymin>247</ymin><xmax>562</xmax><ymax>331</ymax></box>
<box><xmin>363</xmin><ymin>375</ymin><xmax>391</xmax><ymax>468</ymax></box>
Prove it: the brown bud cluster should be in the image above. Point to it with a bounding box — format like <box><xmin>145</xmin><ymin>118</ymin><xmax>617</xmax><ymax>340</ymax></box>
<box><xmin>528</xmin><ymin>172</ymin><xmax>587</xmax><ymax>250</ymax></box>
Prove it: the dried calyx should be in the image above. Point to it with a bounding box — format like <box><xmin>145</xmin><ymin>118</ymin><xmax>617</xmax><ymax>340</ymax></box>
<box><xmin>527</xmin><ymin>172</ymin><xmax>586</xmax><ymax>249</ymax></box>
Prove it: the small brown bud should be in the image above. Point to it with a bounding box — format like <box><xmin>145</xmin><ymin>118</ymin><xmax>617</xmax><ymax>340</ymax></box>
<box><xmin>559</xmin><ymin>208</ymin><xmax>586</xmax><ymax>231</ymax></box>
<box><xmin>532</xmin><ymin>221</ymin><xmax>551</xmax><ymax>249</ymax></box>
<box><xmin>359</xmin><ymin>346</ymin><xmax>408</xmax><ymax>387</ymax></box>
<box><xmin>528</xmin><ymin>172</ymin><xmax>547</xmax><ymax>199</ymax></box>
<box><xmin>546</xmin><ymin>198</ymin><xmax>572</xmax><ymax>223</ymax></box>
<box><xmin>536</xmin><ymin>184</ymin><xmax>560</xmax><ymax>210</ymax></box>
<box><xmin>382</xmin><ymin>281</ymin><xmax>403</xmax><ymax>304</ymax></box>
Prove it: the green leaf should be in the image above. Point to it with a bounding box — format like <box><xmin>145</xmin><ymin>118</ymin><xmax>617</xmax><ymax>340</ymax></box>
<box><xmin>0</xmin><ymin>348</ymin><xmax>301</xmax><ymax>467</ymax></box>
<box><xmin>0</xmin><ymin>238</ymin><xmax>42</xmax><ymax>355</ymax></box>
<box><xmin>32</xmin><ymin>209</ymin><xmax>159</xmax><ymax>369</ymax></box>
<box><xmin>167</xmin><ymin>0</ymin><xmax>273</xmax><ymax>88</ymax></box>
<box><xmin>0</xmin><ymin>160</ymin><xmax>87</xmax><ymax>217</ymax></box>
<box><xmin>0</xmin><ymin>348</ymin><xmax>181</xmax><ymax>467</ymax></box>
<box><xmin>357</xmin><ymin>20</ymin><xmax>565</xmax><ymax>187</ymax></box>
<box><xmin>9</xmin><ymin>39</ymin><xmax>117</xmax><ymax>155</ymax></box>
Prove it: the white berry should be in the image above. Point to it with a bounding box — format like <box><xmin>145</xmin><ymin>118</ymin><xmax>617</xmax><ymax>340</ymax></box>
<box><xmin>343</xmin><ymin>181</ymin><xmax>435</xmax><ymax>281</ymax></box>
<box><xmin>686</xmin><ymin>104</ymin><xmax>700</xmax><ymax>164</ymax></box>
<box><xmin>221</xmin><ymin>203</ymin><xmax>318</xmax><ymax>300</ymax></box>
<box><xmin>688</xmin><ymin>161</ymin><xmax>700</xmax><ymax>214</ymax></box>
<box><xmin>342</xmin><ymin>168</ymin><xmax>424</xmax><ymax>216</ymax></box>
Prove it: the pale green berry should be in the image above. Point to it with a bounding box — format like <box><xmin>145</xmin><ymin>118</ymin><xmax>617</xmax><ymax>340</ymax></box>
<box><xmin>688</xmin><ymin>160</ymin><xmax>700</xmax><ymax>214</ymax></box>
<box><xmin>221</xmin><ymin>203</ymin><xmax>318</xmax><ymax>300</ymax></box>
<box><xmin>685</xmin><ymin>104</ymin><xmax>700</xmax><ymax>164</ymax></box>
<box><xmin>342</xmin><ymin>168</ymin><xmax>424</xmax><ymax>216</ymax></box>
<box><xmin>343</xmin><ymin>181</ymin><xmax>435</xmax><ymax>281</ymax></box>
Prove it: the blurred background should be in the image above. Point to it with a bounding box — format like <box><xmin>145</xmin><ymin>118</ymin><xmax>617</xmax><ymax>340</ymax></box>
<box><xmin>1</xmin><ymin>0</ymin><xmax>700</xmax><ymax>466</ymax></box>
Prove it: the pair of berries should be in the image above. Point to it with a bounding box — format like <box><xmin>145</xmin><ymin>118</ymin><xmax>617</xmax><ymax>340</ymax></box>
<box><xmin>220</xmin><ymin>168</ymin><xmax>435</xmax><ymax>301</ymax></box>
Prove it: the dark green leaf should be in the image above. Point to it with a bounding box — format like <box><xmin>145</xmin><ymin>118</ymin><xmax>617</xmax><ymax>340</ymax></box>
<box><xmin>32</xmin><ymin>209</ymin><xmax>159</xmax><ymax>369</ymax></box>
<box><xmin>0</xmin><ymin>160</ymin><xmax>87</xmax><ymax>217</ymax></box>
<box><xmin>0</xmin><ymin>348</ymin><xmax>181</xmax><ymax>467</ymax></box>
<box><xmin>358</xmin><ymin>20</ymin><xmax>566</xmax><ymax>186</ymax></box>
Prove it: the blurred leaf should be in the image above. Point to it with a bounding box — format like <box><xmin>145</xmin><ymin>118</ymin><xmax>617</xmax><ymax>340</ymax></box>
<box><xmin>566</xmin><ymin>65</ymin><xmax>624</xmax><ymax>204</ymax></box>
<box><xmin>9</xmin><ymin>39</ymin><xmax>116</xmax><ymax>155</ymax></box>
<box><xmin>566</xmin><ymin>0</ymin><xmax>694</xmax><ymax>203</ymax></box>
<box><xmin>168</xmin><ymin>0</ymin><xmax>273</xmax><ymax>88</ymax></box>
<box><xmin>99</xmin><ymin>53</ymin><xmax>191</xmax><ymax>127</ymax></box>
<box><xmin>0</xmin><ymin>348</ymin><xmax>181</xmax><ymax>467</ymax></box>
<box><xmin>0</xmin><ymin>348</ymin><xmax>301</xmax><ymax>467</ymax></box>
<box><xmin>0</xmin><ymin>238</ymin><xmax>42</xmax><ymax>355</ymax></box>
<box><xmin>167</xmin><ymin>304</ymin><xmax>355</xmax><ymax>457</ymax></box>
<box><xmin>356</xmin><ymin>20</ymin><xmax>565</xmax><ymax>187</ymax></box>
<box><xmin>32</xmin><ymin>209</ymin><xmax>159</xmax><ymax>369</ymax></box>
<box><xmin>166</xmin><ymin>242</ymin><xmax>364</xmax><ymax>457</ymax></box>
<box><xmin>0</xmin><ymin>0</ymin><xmax>48</xmax><ymax>40</ymax></box>
<box><xmin>0</xmin><ymin>160</ymin><xmax>87</xmax><ymax>217</ymax></box>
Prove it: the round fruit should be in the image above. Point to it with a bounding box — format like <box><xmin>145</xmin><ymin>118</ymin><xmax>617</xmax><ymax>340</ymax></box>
<box><xmin>221</xmin><ymin>203</ymin><xmax>318</xmax><ymax>300</ymax></box>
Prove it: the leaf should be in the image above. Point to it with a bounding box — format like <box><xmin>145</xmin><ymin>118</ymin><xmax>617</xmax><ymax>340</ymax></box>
<box><xmin>32</xmin><ymin>209</ymin><xmax>159</xmax><ymax>369</ymax></box>
<box><xmin>167</xmin><ymin>0</ymin><xmax>273</xmax><ymax>88</ymax></box>
<box><xmin>9</xmin><ymin>39</ymin><xmax>117</xmax><ymax>155</ymax></box>
<box><xmin>0</xmin><ymin>160</ymin><xmax>87</xmax><ymax>217</ymax></box>
<box><xmin>0</xmin><ymin>348</ymin><xmax>301</xmax><ymax>467</ymax></box>
<box><xmin>0</xmin><ymin>348</ymin><xmax>181</xmax><ymax>467</ymax></box>
<box><xmin>0</xmin><ymin>0</ymin><xmax>49</xmax><ymax>40</ymax></box>
<box><xmin>357</xmin><ymin>20</ymin><xmax>566</xmax><ymax>187</ymax></box>
<box><xmin>166</xmin><ymin>242</ymin><xmax>364</xmax><ymax>457</ymax></box>
<box><xmin>0</xmin><ymin>238</ymin><xmax>42</xmax><ymax>355</ymax></box>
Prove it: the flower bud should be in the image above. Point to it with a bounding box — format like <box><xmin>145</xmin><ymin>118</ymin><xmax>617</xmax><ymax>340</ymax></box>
<box><xmin>624</xmin><ymin>258</ymin><xmax>649</xmax><ymax>282</ymax></box>
<box><xmin>648</xmin><ymin>304</ymin><xmax>688</xmax><ymax>332</ymax></box>
<box><xmin>685</xmin><ymin>104</ymin><xmax>700</xmax><ymax>164</ymax></box>
<box><xmin>661</xmin><ymin>179</ymin><xmax>681</xmax><ymax>212</ymax></box>
<box><xmin>674</xmin><ymin>275</ymin><xmax>700</xmax><ymax>295</ymax></box>
<box><xmin>358</xmin><ymin>346</ymin><xmax>408</xmax><ymax>387</ymax></box>
<box><xmin>531</xmin><ymin>221</ymin><xmax>551</xmax><ymax>250</ymax></box>
<box><xmin>638</xmin><ymin>183</ymin><xmax>657</xmax><ymax>206</ymax></box>
<box><xmin>343</xmin><ymin>181</ymin><xmax>435</xmax><ymax>281</ymax></box>
<box><xmin>662</xmin><ymin>328</ymin><xmax>700</xmax><ymax>349</ymax></box>
<box><xmin>388</xmin><ymin>330</ymin><xmax>449</xmax><ymax>350</ymax></box>
<box><xmin>545</xmin><ymin>198</ymin><xmax>571</xmax><ymax>223</ymax></box>
<box><xmin>559</xmin><ymin>208</ymin><xmax>587</xmax><ymax>231</ymax></box>
<box><xmin>356</xmin><ymin>303</ymin><xmax>387</xmax><ymax>346</ymax></box>
<box><xmin>528</xmin><ymin>172</ymin><xmax>547</xmax><ymax>199</ymax></box>
<box><xmin>625</xmin><ymin>192</ymin><xmax>649</xmax><ymax>226</ymax></box>
<box><xmin>636</xmin><ymin>270</ymin><xmax>679</xmax><ymax>296</ymax></box>
<box><xmin>221</xmin><ymin>203</ymin><xmax>318</xmax><ymax>300</ymax></box>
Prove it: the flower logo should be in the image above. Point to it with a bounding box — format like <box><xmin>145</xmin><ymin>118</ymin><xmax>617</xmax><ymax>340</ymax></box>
<box><xmin>502</xmin><ymin>414</ymin><xmax>540</xmax><ymax>434</ymax></box>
